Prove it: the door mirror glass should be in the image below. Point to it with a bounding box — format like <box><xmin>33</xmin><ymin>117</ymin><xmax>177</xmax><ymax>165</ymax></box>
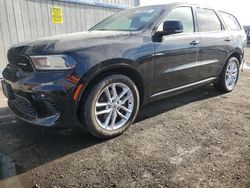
<box><xmin>163</xmin><ymin>20</ymin><xmax>184</xmax><ymax>35</ymax></box>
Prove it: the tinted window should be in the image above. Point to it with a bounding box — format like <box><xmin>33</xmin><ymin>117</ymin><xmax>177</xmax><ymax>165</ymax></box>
<box><xmin>197</xmin><ymin>8</ymin><xmax>222</xmax><ymax>32</ymax></box>
<box><xmin>220</xmin><ymin>12</ymin><xmax>242</xmax><ymax>31</ymax></box>
<box><xmin>90</xmin><ymin>6</ymin><xmax>163</xmax><ymax>31</ymax></box>
<box><xmin>159</xmin><ymin>7</ymin><xmax>194</xmax><ymax>33</ymax></box>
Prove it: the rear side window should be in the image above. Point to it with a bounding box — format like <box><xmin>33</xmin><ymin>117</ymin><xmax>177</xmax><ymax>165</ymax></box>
<box><xmin>220</xmin><ymin>12</ymin><xmax>242</xmax><ymax>31</ymax></box>
<box><xmin>197</xmin><ymin>8</ymin><xmax>222</xmax><ymax>32</ymax></box>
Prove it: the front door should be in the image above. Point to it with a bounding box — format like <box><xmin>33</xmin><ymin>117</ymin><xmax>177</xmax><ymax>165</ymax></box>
<box><xmin>154</xmin><ymin>6</ymin><xmax>201</xmax><ymax>93</ymax></box>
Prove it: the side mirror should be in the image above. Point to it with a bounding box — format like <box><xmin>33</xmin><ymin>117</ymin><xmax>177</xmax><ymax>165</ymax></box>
<box><xmin>163</xmin><ymin>20</ymin><xmax>184</xmax><ymax>35</ymax></box>
<box><xmin>153</xmin><ymin>20</ymin><xmax>184</xmax><ymax>42</ymax></box>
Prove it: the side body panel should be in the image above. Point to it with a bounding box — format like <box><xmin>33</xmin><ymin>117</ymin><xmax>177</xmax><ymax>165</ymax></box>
<box><xmin>154</xmin><ymin>33</ymin><xmax>200</xmax><ymax>93</ymax></box>
<box><xmin>197</xmin><ymin>31</ymin><xmax>234</xmax><ymax>79</ymax></box>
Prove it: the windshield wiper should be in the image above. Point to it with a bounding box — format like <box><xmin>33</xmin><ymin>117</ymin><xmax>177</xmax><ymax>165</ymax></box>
<box><xmin>95</xmin><ymin>29</ymin><xmax>110</xmax><ymax>31</ymax></box>
<box><xmin>95</xmin><ymin>28</ymin><xmax>128</xmax><ymax>31</ymax></box>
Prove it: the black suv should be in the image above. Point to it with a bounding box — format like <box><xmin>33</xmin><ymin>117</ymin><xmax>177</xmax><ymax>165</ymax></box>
<box><xmin>1</xmin><ymin>3</ymin><xmax>246</xmax><ymax>138</ymax></box>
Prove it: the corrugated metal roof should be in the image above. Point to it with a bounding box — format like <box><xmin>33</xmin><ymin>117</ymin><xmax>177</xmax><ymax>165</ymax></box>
<box><xmin>58</xmin><ymin>0</ymin><xmax>130</xmax><ymax>9</ymax></box>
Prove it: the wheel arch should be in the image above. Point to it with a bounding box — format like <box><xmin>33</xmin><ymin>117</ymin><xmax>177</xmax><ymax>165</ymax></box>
<box><xmin>75</xmin><ymin>59</ymin><xmax>145</xmax><ymax>119</ymax></box>
<box><xmin>228</xmin><ymin>51</ymin><xmax>242</xmax><ymax>64</ymax></box>
<box><xmin>220</xmin><ymin>50</ymin><xmax>242</xmax><ymax>74</ymax></box>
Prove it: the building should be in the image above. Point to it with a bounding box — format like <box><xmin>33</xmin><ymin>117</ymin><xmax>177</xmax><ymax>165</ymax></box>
<box><xmin>243</xmin><ymin>26</ymin><xmax>250</xmax><ymax>33</ymax></box>
<box><xmin>0</xmin><ymin>0</ymin><xmax>140</xmax><ymax>75</ymax></box>
<box><xmin>243</xmin><ymin>26</ymin><xmax>250</xmax><ymax>43</ymax></box>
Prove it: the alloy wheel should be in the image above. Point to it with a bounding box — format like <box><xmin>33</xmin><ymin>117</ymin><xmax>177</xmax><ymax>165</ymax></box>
<box><xmin>95</xmin><ymin>83</ymin><xmax>134</xmax><ymax>131</ymax></box>
<box><xmin>225</xmin><ymin>60</ymin><xmax>238</xmax><ymax>90</ymax></box>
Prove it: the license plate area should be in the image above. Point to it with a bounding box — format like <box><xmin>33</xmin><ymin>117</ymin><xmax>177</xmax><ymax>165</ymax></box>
<box><xmin>1</xmin><ymin>81</ymin><xmax>15</xmax><ymax>100</ymax></box>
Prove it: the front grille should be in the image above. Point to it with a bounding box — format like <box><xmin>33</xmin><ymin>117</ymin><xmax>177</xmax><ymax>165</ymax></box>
<box><xmin>8</xmin><ymin>54</ymin><xmax>34</xmax><ymax>73</ymax></box>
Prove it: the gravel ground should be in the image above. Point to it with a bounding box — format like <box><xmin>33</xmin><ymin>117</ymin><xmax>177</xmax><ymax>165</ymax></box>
<box><xmin>0</xmin><ymin>49</ymin><xmax>250</xmax><ymax>188</ymax></box>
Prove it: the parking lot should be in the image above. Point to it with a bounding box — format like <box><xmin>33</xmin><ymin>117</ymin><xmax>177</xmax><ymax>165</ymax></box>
<box><xmin>0</xmin><ymin>49</ymin><xmax>250</xmax><ymax>188</ymax></box>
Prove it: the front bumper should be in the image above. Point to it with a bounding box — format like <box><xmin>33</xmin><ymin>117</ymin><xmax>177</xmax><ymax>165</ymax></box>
<box><xmin>1</xmin><ymin>68</ymin><xmax>79</xmax><ymax>127</ymax></box>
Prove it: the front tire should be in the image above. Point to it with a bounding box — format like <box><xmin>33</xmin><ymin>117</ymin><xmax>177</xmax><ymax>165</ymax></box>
<box><xmin>80</xmin><ymin>74</ymin><xmax>140</xmax><ymax>138</ymax></box>
<box><xmin>214</xmin><ymin>57</ymin><xmax>240</xmax><ymax>92</ymax></box>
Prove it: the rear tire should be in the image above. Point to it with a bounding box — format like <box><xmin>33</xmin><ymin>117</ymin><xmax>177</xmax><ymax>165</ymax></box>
<box><xmin>214</xmin><ymin>57</ymin><xmax>239</xmax><ymax>92</ymax></box>
<box><xmin>80</xmin><ymin>74</ymin><xmax>140</xmax><ymax>139</ymax></box>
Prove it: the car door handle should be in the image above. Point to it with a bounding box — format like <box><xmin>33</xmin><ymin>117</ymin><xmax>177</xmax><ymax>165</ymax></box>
<box><xmin>190</xmin><ymin>40</ymin><xmax>200</xmax><ymax>45</ymax></box>
<box><xmin>225</xmin><ymin>37</ymin><xmax>232</xmax><ymax>42</ymax></box>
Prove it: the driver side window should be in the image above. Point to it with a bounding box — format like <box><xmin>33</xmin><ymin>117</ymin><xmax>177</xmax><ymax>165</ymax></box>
<box><xmin>158</xmin><ymin>7</ymin><xmax>194</xmax><ymax>33</ymax></box>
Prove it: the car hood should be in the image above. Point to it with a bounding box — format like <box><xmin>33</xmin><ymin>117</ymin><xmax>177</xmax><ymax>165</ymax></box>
<box><xmin>10</xmin><ymin>31</ymin><xmax>132</xmax><ymax>55</ymax></box>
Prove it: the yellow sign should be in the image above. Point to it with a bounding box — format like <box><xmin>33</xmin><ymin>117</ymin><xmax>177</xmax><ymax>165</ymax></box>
<box><xmin>51</xmin><ymin>7</ymin><xmax>63</xmax><ymax>24</ymax></box>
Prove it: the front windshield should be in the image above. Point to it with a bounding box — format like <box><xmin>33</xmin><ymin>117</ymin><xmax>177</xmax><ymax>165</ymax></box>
<box><xmin>90</xmin><ymin>6</ymin><xmax>164</xmax><ymax>31</ymax></box>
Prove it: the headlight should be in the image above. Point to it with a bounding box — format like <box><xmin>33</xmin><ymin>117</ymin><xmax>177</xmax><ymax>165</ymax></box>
<box><xmin>30</xmin><ymin>55</ymin><xmax>76</xmax><ymax>70</ymax></box>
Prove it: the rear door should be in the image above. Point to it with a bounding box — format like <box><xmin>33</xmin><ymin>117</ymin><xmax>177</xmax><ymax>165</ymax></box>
<box><xmin>154</xmin><ymin>6</ymin><xmax>201</xmax><ymax>93</ymax></box>
<box><xmin>195</xmin><ymin>7</ymin><xmax>234</xmax><ymax>80</ymax></box>
<box><xmin>219</xmin><ymin>11</ymin><xmax>246</xmax><ymax>53</ymax></box>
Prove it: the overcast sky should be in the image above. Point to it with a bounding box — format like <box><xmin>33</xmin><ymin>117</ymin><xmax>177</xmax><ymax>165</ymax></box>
<box><xmin>141</xmin><ymin>0</ymin><xmax>249</xmax><ymax>26</ymax></box>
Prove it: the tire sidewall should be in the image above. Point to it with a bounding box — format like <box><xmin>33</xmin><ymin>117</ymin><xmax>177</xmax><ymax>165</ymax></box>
<box><xmin>83</xmin><ymin>75</ymin><xmax>140</xmax><ymax>138</ymax></box>
<box><xmin>222</xmin><ymin>57</ymin><xmax>240</xmax><ymax>92</ymax></box>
